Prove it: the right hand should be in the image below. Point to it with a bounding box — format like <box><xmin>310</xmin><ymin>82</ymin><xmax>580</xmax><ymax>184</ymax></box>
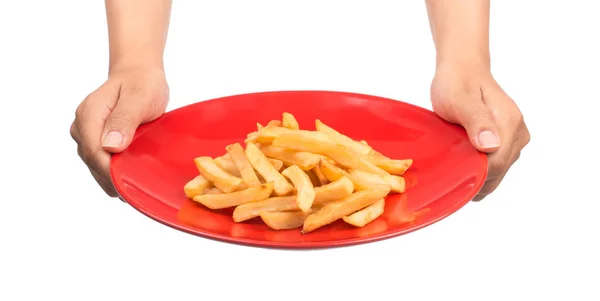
<box><xmin>70</xmin><ymin>67</ymin><xmax>169</xmax><ymax>197</ymax></box>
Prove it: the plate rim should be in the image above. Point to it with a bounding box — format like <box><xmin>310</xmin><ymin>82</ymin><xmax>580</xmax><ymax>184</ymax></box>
<box><xmin>110</xmin><ymin>90</ymin><xmax>488</xmax><ymax>249</ymax></box>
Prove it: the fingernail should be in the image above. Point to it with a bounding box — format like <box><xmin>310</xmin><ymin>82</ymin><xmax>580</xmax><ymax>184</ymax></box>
<box><xmin>102</xmin><ymin>131</ymin><xmax>123</xmax><ymax>147</ymax></box>
<box><xmin>478</xmin><ymin>131</ymin><xmax>500</xmax><ymax>149</ymax></box>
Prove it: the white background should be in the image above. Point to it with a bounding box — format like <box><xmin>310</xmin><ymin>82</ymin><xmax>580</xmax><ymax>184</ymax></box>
<box><xmin>1</xmin><ymin>1</ymin><xmax>599</xmax><ymax>300</ymax></box>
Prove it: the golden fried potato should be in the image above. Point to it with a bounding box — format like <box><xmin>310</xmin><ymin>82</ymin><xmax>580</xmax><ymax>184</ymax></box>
<box><xmin>268</xmin><ymin>158</ymin><xmax>284</xmax><ymax>171</ymax></box>
<box><xmin>192</xmin><ymin>182</ymin><xmax>274</xmax><ymax>209</ymax></box>
<box><xmin>254</xmin><ymin>127</ymin><xmax>331</xmax><ymax>144</ymax></box>
<box><xmin>302</xmin><ymin>188</ymin><xmax>390</xmax><ymax>234</ymax></box>
<box><xmin>245</xmin><ymin>142</ymin><xmax>294</xmax><ymax>196</ymax></box>
<box><xmin>214</xmin><ymin>155</ymin><xmax>241</xmax><ymax>177</ymax></box>
<box><xmin>383</xmin><ymin>175</ymin><xmax>406</xmax><ymax>193</ymax></box>
<box><xmin>215</xmin><ymin>154</ymin><xmax>282</xmax><ymax>177</ymax></box>
<box><xmin>194</xmin><ymin>157</ymin><xmax>242</xmax><ymax>193</ymax></box>
<box><xmin>260</xmin><ymin>210</ymin><xmax>309</xmax><ymax>230</ymax></box>
<box><xmin>232</xmin><ymin>176</ymin><xmax>354</xmax><ymax>222</ymax></box>
<box><xmin>318</xmin><ymin>159</ymin><xmax>349</xmax><ymax>182</ymax></box>
<box><xmin>272</xmin><ymin>133</ymin><xmax>389</xmax><ymax>176</ymax></box>
<box><xmin>258</xmin><ymin>144</ymin><xmax>321</xmax><ymax>171</ymax></box>
<box><xmin>184</xmin><ymin>175</ymin><xmax>213</xmax><ymax>198</ymax></box>
<box><xmin>266</xmin><ymin>120</ymin><xmax>282</xmax><ymax>128</ymax></box>
<box><xmin>304</xmin><ymin>169</ymin><xmax>321</xmax><ymax>187</ymax></box>
<box><xmin>282</xmin><ymin>165</ymin><xmax>316</xmax><ymax>213</ymax></box>
<box><xmin>245</xmin><ymin>132</ymin><xmax>259</xmax><ymax>143</ymax></box>
<box><xmin>203</xmin><ymin>187</ymin><xmax>223</xmax><ymax>195</ymax></box>
<box><xmin>347</xmin><ymin>169</ymin><xmax>389</xmax><ymax>191</ymax></box>
<box><xmin>226</xmin><ymin>143</ymin><xmax>261</xmax><ymax>187</ymax></box>
<box><xmin>311</xmin><ymin>165</ymin><xmax>330</xmax><ymax>186</ymax></box>
<box><xmin>342</xmin><ymin>198</ymin><xmax>385</xmax><ymax>227</ymax></box>
<box><xmin>282</xmin><ymin>112</ymin><xmax>300</xmax><ymax>130</ymax></box>
<box><xmin>183</xmin><ymin>114</ymin><xmax>414</xmax><ymax>233</ymax></box>
<box><xmin>315</xmin><ymin>119</ymin><xmax>372</xmax><ymax>155</ymax></box>
<box><xmin>364</xmin><ymin>156</ymin><xmax>413</xmax><ymax>175</ymax></box>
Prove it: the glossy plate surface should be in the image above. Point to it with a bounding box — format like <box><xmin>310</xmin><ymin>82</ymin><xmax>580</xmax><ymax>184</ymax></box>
<box><xmin>110</xmin><ymin>91</ymin><xmax>487</xmax><ymax>249</ymax></box>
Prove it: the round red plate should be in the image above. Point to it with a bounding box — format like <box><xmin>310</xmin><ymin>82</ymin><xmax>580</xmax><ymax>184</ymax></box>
<box><xmin>110</xmin><ymin>91</ymin><xmax>487</xmax><ymax>249</ymax></box>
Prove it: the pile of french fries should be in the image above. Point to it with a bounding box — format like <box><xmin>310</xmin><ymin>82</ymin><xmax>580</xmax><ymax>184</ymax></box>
<box><xmin>183</xmin><ymin>112</ymin><xmax>413</xmax><ymax>234</ymax></box>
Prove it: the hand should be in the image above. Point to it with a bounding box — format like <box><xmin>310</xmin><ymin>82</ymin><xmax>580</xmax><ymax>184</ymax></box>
<box><xmin>430</xmin><ymin>63</ymin><xmax>530</xmax><ymax>201</ymax></box>
<box><xmin>70</xmin><ymin>67</ymin><xmax>169</xmax><ymax>197</ymax></box>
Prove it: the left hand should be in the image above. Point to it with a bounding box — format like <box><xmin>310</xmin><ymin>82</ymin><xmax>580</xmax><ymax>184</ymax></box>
<box><xmin>430</xmin><ymin>63</ymin><xmax>530</xmax><ymax>201</ymax></box>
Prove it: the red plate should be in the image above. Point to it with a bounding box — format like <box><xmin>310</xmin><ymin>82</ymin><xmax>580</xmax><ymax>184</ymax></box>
<box><xmin>110</xmin><ymin>91</ymin><xmax>487</xmax><ymax>249</ymax></box>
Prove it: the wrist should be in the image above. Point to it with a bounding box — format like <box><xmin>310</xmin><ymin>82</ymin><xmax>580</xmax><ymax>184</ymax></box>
<box><xmin>436</xmin><ymin>48</ymin><xmax>490</xmax><ymax>74</ymax></box>
<box><xmin>109</xmin><ymin>53</ymin><xmax>164</xmax><ymax>76</ymax></box>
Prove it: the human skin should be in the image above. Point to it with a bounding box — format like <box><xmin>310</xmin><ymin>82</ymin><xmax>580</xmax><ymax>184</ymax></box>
<box><xmin>425</xmin><ymin>0</ymin><xmax>530</xmax><ymax>201</ymax></box>
<box><xmin>70</xmin><ymin>0</ymin><xmax>171</xmax><ymax>196</ymax></box>
<box><xmin>71</xmin><ymin>0</ymin><xmax>529</xmax><ymax>201</ymax></box>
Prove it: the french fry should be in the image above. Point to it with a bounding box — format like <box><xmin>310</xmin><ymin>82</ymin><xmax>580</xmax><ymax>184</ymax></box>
<box><xmin>245</xmin><ymin>142</ymin><xmax>294</xmax><ymax>196</ymax></box>
<box><xmin>383</xmin><ymin>175</ymin><xmax>406</xmax><ymax>193</ymax></box>
<box><xmin>319</xmin><ymin>159</ymin><xmax>349</xmax><ymax>182</ymax></box>
<box><xmin>214</xmin><ymin>156</ymin><xmax>241</xmax><ymax>177</ymax></box>
<box><xmin>364</xmin><ymin>156</ymin><xmax>413</xmax><ymax>175</ymax></box>
<box><xmin>305</xmin><ymin>169</ymin><xmax>321</xmax><ymax>187</ymax></box>
<box><xmin>368</xmin><ymin>149</ymin><xmax>386</xmax><ymax>159</ymax></box>
<box><xmin>302</xmin><ymin>188</ymin><xmax>390</xmax><ymax>234</ymax></box>
<box><xmin>215</xmin><ymin>154</ymin><xmax>282</xmax><ymax>177</ymax></box>
<box><xmin>194</xmin><ymin>157</ymin><xmax>242</xmax><ymax>193</ymax></box>
<box><xmin>254</xmin><ymin>127</ymin><xmax>331</xmax><ymax>144</ymax></box>
<box><xmin>233</xmin><ymin>195</ymin><xmax>294</xmax><ymax>222</ymax></box>
<box><xmin>315</xmin><ymin>119</ymin><xmax>372</xmax><ymax>155</ymax></box>
<box><xmin>245</xmin><ymin>132</ymin><xmax>259</xmax><ymax>143</ymax></box>
<box><xmin>311</xmin><ymin>165</ymin><xmax>330</xmax><ymax>186</ymax></box>
<box><xmin>282</xmin><ymin>112</ymin><xmax>300</xmax><ymax>130</ymax></box>
<box><xmin>347</xmin><ymin>169</ymin><xmax>388</xmax><ymax>189</ymax></box>
<box><xmin>272</xmin><ymin>133</ymin><xmax>389</xmax><ymax>176</ymax></box>
<box><xmin>232</xmin><ymin>176</ymin><xmax>354</xmax><ymax>222</ymax></box>
<box><xmin>203</xmin><ymin>187</ymin><xmax>223</xmax><ymax>195</ymax></box>
<box><xmin>281</xmin><ymin>165</ymin><xmax>316</xmax><ymax>213</ymax></box>
<box><xmin>184</xmin><ymin>175</ymin><xmax>213</xmax><ymax>198</ymax></box>
<box><xmin>266</xmin><ymin>120</ymin><xmax>282</xmax><ymax>128</ymax></box>
<box><xmin>316</xmin><ymin>154</ymin><xmax>337</xmax><ymax>165</ymax></box>
<box><xmin>311</xmin><ymin>203</ymin><xmax>326</xmax><ymax>211</ymax></box>
<box><xmin>183</xmin><ymin>115</ymin><xmax>415</xmax><ymax>233</ymax></box>
<box><xmin>258</xmin><ymin>144</ymin><xmax>321</xmax><ymax>171</ymax></box>
<box><xmin>269</xmin><ymin>158</ymin><xmax>284</xmax><ymax>171</ymax></box>
<box><xmin>260</xmin><ymin>210</ymin><xmax>309</xmax><ymax>230</ymax></box>
<box><xmin>193</xmin><ymin>182</ymin><xmax>274</xmax><ymax>210</ymax></box>
<box><xmin>342</xmin><ymin>198</ymin><xmax>385</xmax><ymax>227</ymax></box>
<box><xmin>226</xmin><ymin>143</ymin><xmax>261</xmax><ymax>187</ymax></box>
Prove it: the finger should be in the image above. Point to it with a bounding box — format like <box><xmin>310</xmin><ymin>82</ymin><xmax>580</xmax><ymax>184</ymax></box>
<box><xmin>70</xmin><ymin>121</ymin><xmax>80</xmax><ymax>144</ymax></box>
<box><xmin>91</xmin><ymin>168</ymin><xmax>119</xmax><ymax>197</ymax></box>
<box><xmin>101</xmin><ymin>90</ymin><xmax>151</xmax><ymax>153</ymax></box>
<box><xmin>473</xmin><ymin>176</ymin><xmax>504</xmax><ymax>202</ymax></box>
<box><xmin>518</xmin><ymin>123</ymin><xmax>531</xmax><ymax>150</ymax></box>
<box><xmin>455</xmin><ymin>99</ymin><xmax>501</xmax><ymax>153</ymax></box>
<box><xmin>485</xmin><ymin>146</ymin><xmax>513</xmax><ymax>181</ymax></box>
<box><xmin>78</xmin><ymin>145</ymin><xmax>118</xmax><ymax>197</ymax></box>
<box><xmin>436</xmin><ymin>96</ymin><xmax>501</xmax><ymax>153</ymax></box>
<box><xmin>76</xmin><ymin>83</ymin><xmax>119</xmax><ymax>185</ymax></box>
<box><xmin>473</xmin><ymin>148</ymin><xmax>521</xmax><ymax>202</ymax></box>
<box><xmin>480</xmin><ymin>86</ymin><xmax>527</xmax><ymax>179</ymax></box>
<box><xmin>473</xmin><ymin>195</ymin><xmax>484</xmax><ymax>202</ymax></box>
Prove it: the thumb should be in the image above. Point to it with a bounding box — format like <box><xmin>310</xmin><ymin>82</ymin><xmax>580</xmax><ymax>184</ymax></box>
<box><xmin>101</xmin><ymin>96</ymin><xmax>145</xmax><ymax>153</ymax></box>
<box><xmin>446</xmin><ymin>98</ymin><xmax>501</xmax><ymax>153</ymax></box>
